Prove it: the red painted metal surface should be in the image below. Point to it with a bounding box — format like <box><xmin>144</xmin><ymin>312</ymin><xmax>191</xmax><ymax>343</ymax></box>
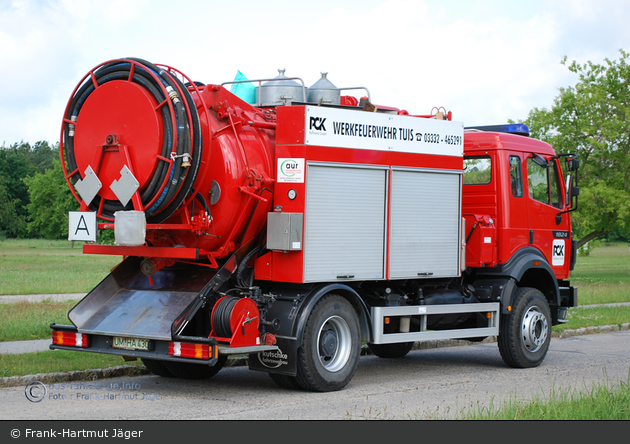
<box><xmin>462</xmin><ymin>131</ymin><xmax>573</xmax><ymax>279</ymax></box>
<box><xmin>73</xmin><ymin>80</ymin><xmax>163</xmax><ymax>202</ymax></box>
<box><xmin>62</xmin><ymin>59</ymin><xmax>276</xmax><ymax>265</ymax></box>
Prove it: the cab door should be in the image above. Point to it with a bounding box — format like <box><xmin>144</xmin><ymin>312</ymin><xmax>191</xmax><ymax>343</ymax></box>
<box><xmin>524</xmin><ymin>154</ymin><xmax>571</xmax><ymax>279</ymax></box>
<box><xmin>500</xmin><ymin>152</ymin><xmax>530</xmax><ymax>261</ymax></box>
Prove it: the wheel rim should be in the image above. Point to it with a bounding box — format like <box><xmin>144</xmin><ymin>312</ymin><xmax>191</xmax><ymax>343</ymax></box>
<box><xmin>521</xmin><ymin>306</ymin><xmax>548</xmax><ymax>352</ymax></box>
<box><xmin>317</xmin><ymin>315</ymin><xmax>352</xmax><ymax>372</ymax></box>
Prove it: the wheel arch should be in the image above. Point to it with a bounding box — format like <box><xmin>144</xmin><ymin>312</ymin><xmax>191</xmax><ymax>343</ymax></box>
<box><xmin>473</xmin><ymin>247</ymin><xmax>560</xmax><ymax>311</ymax></box>
<box><xmin>293</xmin><ymin>283</ymin><xmax>372</xmax><ymax>346</ymax></box>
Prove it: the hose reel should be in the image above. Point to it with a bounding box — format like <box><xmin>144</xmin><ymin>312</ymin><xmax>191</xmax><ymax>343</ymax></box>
<box><xmin>61</xmin><ymin>58</ymin><xmax>203</xmax><ymax>223</ymax></box>
<box><xmin>211</xmin><ymin>296</ymin><xmax>261</xmax><ymax>347</ymax></box>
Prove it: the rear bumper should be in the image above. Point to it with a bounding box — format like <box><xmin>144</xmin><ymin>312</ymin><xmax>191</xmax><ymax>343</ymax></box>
<box><xmin>50</xmin><ymin>323</ymin><xmax>221</xmax><ymax>366</ymax></box>
<box><xmin>50</xmin><ymin>323</ymin><xmax>278</xmax><ymax>365</ymax></box>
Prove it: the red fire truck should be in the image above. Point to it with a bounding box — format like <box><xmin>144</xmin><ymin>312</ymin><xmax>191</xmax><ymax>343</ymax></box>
<box><xmin>51</xmin><ymin>58</ymin><xmax>579</xmax><ymax>392</ymax></box>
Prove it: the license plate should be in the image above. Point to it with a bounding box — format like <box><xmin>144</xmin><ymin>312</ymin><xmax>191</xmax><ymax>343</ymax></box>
<box><xmin>112</xmin><ymin>337</ymin><xmax>150</xmax><ymax>351</ymax></box>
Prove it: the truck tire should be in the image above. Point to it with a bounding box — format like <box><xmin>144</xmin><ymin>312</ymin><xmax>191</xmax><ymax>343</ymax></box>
<box><xmin>296</xmin><ymin>294</ymin><xmax>361</xmax><ymax>392</ymax></box>
<box><xmin>141</xmin><ymin>358</ymin><xmax>174</xmax><ymax>377</ymax></box>
<box><xmin>498</xmin><ymin>287</ymin><xmax>551</xmax><ymax>368</ymax></box>
<box><xmin>368</xmin><ymin>342</ymin><xmax>414</xmax><ymax>358</ymax></box>
<box><xmin>268</xmin><ymin>373</ymin><xmax>302</xmax><ymax>390</ymax></box>
<box><xmin>163</xmin><ymin>355</ymin><xmax>227</xmax><ymax>380</ymax></box>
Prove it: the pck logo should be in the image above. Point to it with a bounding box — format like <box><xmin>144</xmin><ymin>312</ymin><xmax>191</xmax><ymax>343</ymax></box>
<box><xmin>554</xmin><ymin>244</ymin><xmax>564</xmax><ymax>257</ymax></box>
<box><xmin>309</xmin><ymin>117</ymin><xmax>326</xmax><ymax>131</ymax></box>
<box><xmin>552</xmin><ymin>239</ymin><xmax>565</xmax><ymax>266</ymax></box>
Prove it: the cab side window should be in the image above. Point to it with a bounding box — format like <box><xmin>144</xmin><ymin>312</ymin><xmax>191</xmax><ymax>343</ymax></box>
<box><xmin>549</xmin><ymin>161</ymin><xmax>562</xmax><ymax>208</ymax></box>
<box><xmin>509</xmin><ymin>156</ymin><xmax>523</xmax><ymax>197</ymax></box>
<box><xmin>464</xmin><ymin>156</ymin><xmax>492</xmax><ymax>185</ymax></box>
<box><xmin>526</xmin><ymin>157</ymin><xmax>563</xmax><ymax>209</ymax></box>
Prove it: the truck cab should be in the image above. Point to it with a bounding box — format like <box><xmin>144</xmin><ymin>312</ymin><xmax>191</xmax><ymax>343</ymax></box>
<box><xmin>462</xmin><ymin>124</ymin><xmax>578</xmax><ymax>324</ymax></box>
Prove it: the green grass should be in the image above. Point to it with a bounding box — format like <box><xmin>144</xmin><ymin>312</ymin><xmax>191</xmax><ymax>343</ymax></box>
<box><xmin>570</xmin><ymin>242</ymin><xmax>630</xmax><ymax>305</ymax></box>
<box><xmin>553</xmin><ymin>305</ymin><xmax>630</xmax><ymax>333</ymax></box>
<box><xmin>0</xmin><ymin>350</ymin><xmax>144</xmax><ymax>380</ymax></box>
<box><xmin>0</xmin><ymin>299</ymin><xmax>77</xmax><ymax>341</ymax></box>
<box><xmin>0</xmin><ymin>238</ymin><xmax>122</xmax><ymax>295</ymax></box>
<box><xmin>458</xmin><ymin>375</ymin><xmax>630</xmax><ymax>420</ymax></box>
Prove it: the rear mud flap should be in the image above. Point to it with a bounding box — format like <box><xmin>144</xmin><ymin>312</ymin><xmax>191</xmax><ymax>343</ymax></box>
<box><xmin>249</xmin><ymin>336</ymin><xmax>298</xmax><ymax>376</ymax></box>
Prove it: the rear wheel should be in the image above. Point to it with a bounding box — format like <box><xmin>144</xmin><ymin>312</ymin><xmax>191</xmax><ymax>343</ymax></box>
<box><xmin>163</xmin><ymin>355</ymin><xmax>227</xmax><ymax>379</ymax></box>
<box><xmin>368</xmin><ymin>342</ymin><xmax>414</xmax><ymax>358</ymax></box>
<box><xmin>498</xmin><ymin>287</ymin><xmax>551</xmax><ymax>368</ymax></box>
<box><xmin>296</xmin><ymin>294</ymin><xmax>361</xmax><ymax>392</ymax></box>
<box><xmin>268</xmin><ymin>373</ymin><xmax>302</xmax><ymax>390</ymax></box>
<box><xmin>141</xmin><ymin>358</ymin><xmax>174</xmax><ymax>377</ymax></box>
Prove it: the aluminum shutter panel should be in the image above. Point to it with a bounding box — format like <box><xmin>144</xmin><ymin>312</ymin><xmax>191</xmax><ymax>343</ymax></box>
<box><xmin>389</xmin><ymin>169</ymin><xmax>461</xmax><ymax>279</ymax></box>
<box><xmin>304</xmin><ymin>164</ymin><xmax>387</xmax><ymax>282</ymax></box>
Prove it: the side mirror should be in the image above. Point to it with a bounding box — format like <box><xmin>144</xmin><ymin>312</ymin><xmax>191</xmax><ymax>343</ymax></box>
<box><xmin>556</xmin><ymin>153</ymin><xmax>579</xmax><ymax>225</ymax></box>
<box><xmin>565</xmin><ymin>174</ymin><xmax>579</xmax><ymax>211</ymax></box>
<box><xmin>565</xmin><ymin>157</ymin><xmax>579</xmax><ymax>172</ymax></box>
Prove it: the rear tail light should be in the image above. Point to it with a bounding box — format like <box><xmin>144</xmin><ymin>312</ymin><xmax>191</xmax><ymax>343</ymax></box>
<box><xmin>168</xmin><ymin>342</ymin><xmax>216</xmax><ymax>360</ymax></box>
<box><xmin>52</xmin><ymin>331</ymin><xmax>88</xmax><ymax>347</ymax></box>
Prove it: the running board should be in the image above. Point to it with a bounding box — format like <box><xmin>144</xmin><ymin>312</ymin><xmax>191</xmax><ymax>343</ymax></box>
<box><xmin>370</xmin><ymin>303</ymin><xmax>500</xmax><ymax>344</ymax></box>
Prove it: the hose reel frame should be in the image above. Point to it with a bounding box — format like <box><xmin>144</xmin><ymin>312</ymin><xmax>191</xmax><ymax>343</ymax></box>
<box><xmin>60</xmin><ymin>58</ymin><xmax>206</xmax><ymax>224</ymax></box>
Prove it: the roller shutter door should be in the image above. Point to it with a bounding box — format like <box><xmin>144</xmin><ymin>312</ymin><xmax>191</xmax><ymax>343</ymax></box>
<box><xmin>304</xmin><ymin>164</ymin><xmax>387</xmax><ymax>282</ymax></box>
<box><xmin>389</xmin><ymin>169</ymin><xmax>461</xmax><ymax>279</ymax></box>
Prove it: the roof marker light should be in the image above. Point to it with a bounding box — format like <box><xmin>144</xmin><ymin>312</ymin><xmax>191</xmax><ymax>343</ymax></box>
<box><xmin>464</xmin><ymin>124</ymin><xmax>530</xmax><ymax>137</ymax></box>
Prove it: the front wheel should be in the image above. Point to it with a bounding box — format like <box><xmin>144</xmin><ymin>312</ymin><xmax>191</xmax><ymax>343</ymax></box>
<box><xmin>296</xmin><ymin>294</ymin><xmax>361</xmax><ymax>392</ymax></box>
<box><xmin>498</xmin><ymin>287</ymin><xmax>551</xmax><ymax>368</ymax></box>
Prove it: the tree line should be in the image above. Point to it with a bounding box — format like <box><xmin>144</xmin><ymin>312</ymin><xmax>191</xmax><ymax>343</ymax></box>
<box><xmin>1</xmin><ymin>50</ymin><xmax>629</xmax><ymax>246</ymax></box>
<box><xmin>0</xmin><ymin>141</ymin><xmax>77</xmax><ymax>239</ymax></box>
<box><xmin>523</xmin><ymin>49</ymin><xmax>630</xmax><ymax>247</ymax></box>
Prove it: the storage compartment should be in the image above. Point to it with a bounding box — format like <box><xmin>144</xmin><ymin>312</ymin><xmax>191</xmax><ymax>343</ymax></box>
<box><xmin>267</xmin><ymin>212</ymin><xmax>303</xmax><ymax>251</ymax></box>
<box><xmin>463</xmin><ymin>214</ymin><xmax>497</xmax><ymax>266</ymax></box>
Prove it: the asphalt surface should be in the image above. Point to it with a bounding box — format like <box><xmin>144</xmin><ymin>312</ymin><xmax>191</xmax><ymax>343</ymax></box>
<box><xmin>0</xmin><ymin>293</ymin><xmax>85</xmax><ymax>304</ymax></box>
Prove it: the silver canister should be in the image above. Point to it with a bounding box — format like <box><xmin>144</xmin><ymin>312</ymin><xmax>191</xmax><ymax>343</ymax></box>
<box><xmin>307</xmin><ymin>72</ymin><xmax>340</xmax><ymax>105</ymax></box>
<box><xmin>259</xmin><ymin>69</ymin><xmax>305</xmax><ymax>106</ymax></box>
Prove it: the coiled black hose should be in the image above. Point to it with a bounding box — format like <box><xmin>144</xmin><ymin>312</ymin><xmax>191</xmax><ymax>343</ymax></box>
<box><xmin>63</xmin><ymin>58</ymin><xmax>202</xmax><ymax>223</ymax></box>
<box><xmin>212</xmin><ymin>296</ymin><xmax>240</xmax><ymax>338</ymax></box>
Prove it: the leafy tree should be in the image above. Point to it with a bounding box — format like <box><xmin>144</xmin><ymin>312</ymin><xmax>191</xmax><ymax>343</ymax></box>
<box><xmin>0</xmin><ymin>175</ymin><xmax>27</xmax><ymax>237</ymax></box>
<box><xmin>0</xmin><ymin>141</ymin><xmax>61</xmax><ymax>237</ymax></box>
<box><xmin>523</xmin><ymin>49</ymin><xmax>630</xmax><ymax>247</ymax></box>
<box><xmin>0</xmin><ymin>145</ymin><xmax>34</xmax><ymax>236</ymax></box>
<box><xmin>24</xmin><ymin>159</ymin><xmax>78</xmax><ymax>239</ymax></box>
<box><xmin>29</xmin><ymin>141</ymin><xmax>59</xmax><ymax>174</ymax></box>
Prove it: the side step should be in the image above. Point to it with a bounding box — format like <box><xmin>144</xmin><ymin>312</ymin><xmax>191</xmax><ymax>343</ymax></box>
<box><xmin>371</xmin><ymin>303</ymin><xmax>500</xmax><ymax>344</ymax></box>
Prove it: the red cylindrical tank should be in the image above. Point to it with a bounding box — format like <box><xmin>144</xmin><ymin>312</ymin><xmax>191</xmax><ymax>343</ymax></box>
<box><xmin>61</xmin><ymin>58</ymin><xmax>276</xmax><ymax>262</ymax></box>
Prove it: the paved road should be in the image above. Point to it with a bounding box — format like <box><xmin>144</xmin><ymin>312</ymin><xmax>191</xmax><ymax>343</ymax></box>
<box><xmin>0</xmin><ymin>293</ymin><xmax>84</xmax><ymax>304</ymax></box>
<box><xmin>2</xmin><ymin>330</ymin><xmax>629</xmax><ymax>420</ymax></box>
